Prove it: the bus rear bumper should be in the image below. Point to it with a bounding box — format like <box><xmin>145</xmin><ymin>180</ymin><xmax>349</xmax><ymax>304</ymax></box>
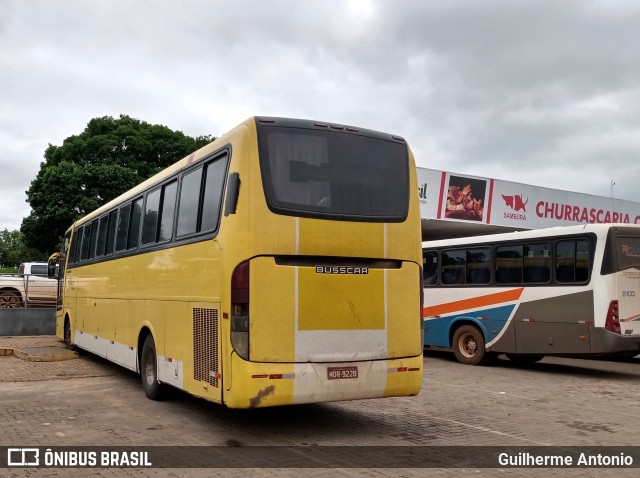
<box><xmin>225</xmin><ymin>354</ymin><xmax>424</xmax><ymax>409</ymax></box>
<box><xmin>589</xmin><ymin>328</ymin><xmax>640</xmax><ymax>355</ymax></box>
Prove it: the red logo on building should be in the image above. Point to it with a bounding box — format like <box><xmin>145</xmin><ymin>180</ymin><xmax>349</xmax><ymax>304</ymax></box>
<box><xmin>502</xmin><ymin>194</ymin><xmax>528</xmax><ymax>212</ymax></box>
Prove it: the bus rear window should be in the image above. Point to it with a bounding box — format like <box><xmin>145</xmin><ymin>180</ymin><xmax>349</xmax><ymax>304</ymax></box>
<box><xmin>616</xmin><ymin>236</ymin><xmax>640</xmax><ymax>270</ymax></box>
<box><xmin>258</xmin><ymin>126</ymin><xmax>409</xmax><ymax>222</ymax></box>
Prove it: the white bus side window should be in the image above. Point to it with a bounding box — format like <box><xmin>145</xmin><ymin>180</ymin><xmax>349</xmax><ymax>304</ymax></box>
<box><xmin>442</xmin><ymin>249</ymin><xmax>465</xmax><ymax>285</ymax></box>
<box><xmin>423</xmin><ymin>251</ymin><xmax>438</xmax><ymax>285</ymax></box>
<box><xmin>496</xmin><ymin>244</ymin><xmax>523</xmax><ymax>284</ymax></box>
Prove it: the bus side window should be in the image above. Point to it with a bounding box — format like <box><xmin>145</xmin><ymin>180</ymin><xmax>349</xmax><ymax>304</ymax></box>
<box><xmin>176</xmin><ymin>167</ymin><xmax>203</xmax><ymax>237</ymax></box>
<box><xmin>70</xmin><ymin>227</ymin><xmax>83</xmax><ymax>265</ymax></box>
<box><xmin>496</xmin><ymin>245</ymin><xmax>523</xmax><ymax>284</ymax></box>
<box><xmin>88</xmin><ymin>220</ymin><xmax>99</xmax><ymax>260</ymax></box>
<box><xmin>556</xmin><ymin>240</ymin><xmax>574</xmax><ymax>282</ymax></box>
<box><xmin>201</xmin><ymin>156</ymin><xmax>228</xmax><ymax>232</ymax></box>
<box><xmin>524</xmin><ymin>243</ymin><xmax>551</xmax><ymax>283</ymax></box>
<box><xmin>105</xmin><ymin>210</ymin><xmax>118</xmax><ymax>255</ymax></box>
<box><xmin>142</xmin><ymin>188</ymin><xmax>161</xmax><ymax>245</ymax></box>
<box><xmin>95</xmin><ymin>215</ymin><xmax>109</xmax><ymax>257</ymax></box>
<box><xmin>80</xmin><ymin>225</ymin><xmax>92</xmax><ymax>261</ymax></box>
<box><xmin>442</xmin><ymin>249</ymin><xmax>465</xmax><ymax>285</ymax></box>
<box><xmin>556</xmin><ymin>239</ymin><xmax>590</xmax><ymax>283</ymax></box>
<box><xmin>66</xmin><ymin>235</ymin><xmax>75</xmax><ymax>265</ymax></box>
<box><xmin>127</xmin><ymin>198</ymin><xmax>143</xmax><ymax>250</ymax></box>
<box><xmin>423</xmin><ymin>250</ymin><xmax>438</xmax><ymax>285</ymax></box>
<box><xmin>115</xmin><ymin>203</ymin><xmax>132</xmax><ymax>252</ymax></box>
<box><xmin>158</xmin><ymin>181</ymin><xmax>178</xmax><ymax>242</ymax></box>
<box><xmin>467</xmin><ymin>247</ymin><xmax>491</xmax><ymax>285</ymax></box>
<box><xmin>575</xmin><ymin>239</ymin><xmax>590</xmax><ymax>282</ymax></box>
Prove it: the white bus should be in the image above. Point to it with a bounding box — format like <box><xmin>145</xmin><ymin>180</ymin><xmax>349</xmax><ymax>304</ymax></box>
<box><xmin>422</xmin><ymin>224</ymin><xmax>640</xmax><ymax>364</ymax></box>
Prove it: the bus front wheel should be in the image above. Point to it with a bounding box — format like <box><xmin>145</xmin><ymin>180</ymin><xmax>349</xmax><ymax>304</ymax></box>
<box><xmin>452</xmin><ymin>325</ymin><xmax>487</xmax><ymax>365</ymax></box>
<box><xmin>63</xmin><ymin>318</ymin><xmax>72</xmax><ymax>349</ymax></box>
<box><xmin>141</xmin><ymin>335</ymin><xmax>167</xmax><ymax>400</ymax></box>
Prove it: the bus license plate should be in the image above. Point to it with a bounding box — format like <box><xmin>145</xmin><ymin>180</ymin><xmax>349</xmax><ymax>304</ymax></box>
<box><xmin>327</xmin><ymin>366</ymin><xmax>358</xmax><ymax>380</ymax></box>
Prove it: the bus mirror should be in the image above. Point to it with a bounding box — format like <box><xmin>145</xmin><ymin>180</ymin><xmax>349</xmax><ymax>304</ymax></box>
<box><xmin>224</xmin><ymin>172</ymin><xmax>241</xmax><ymax>216</ymax></box>
<box><xmin>47</xmin><ymin>253</ymin><xmax>60</xmax><ymax>280</ymax></box>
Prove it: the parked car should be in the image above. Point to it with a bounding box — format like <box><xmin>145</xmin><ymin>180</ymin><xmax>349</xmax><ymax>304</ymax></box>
<box><xmin>0</xmin><ymin>262</ymin><xmax>58</xmax><ymax>308</ymax></box>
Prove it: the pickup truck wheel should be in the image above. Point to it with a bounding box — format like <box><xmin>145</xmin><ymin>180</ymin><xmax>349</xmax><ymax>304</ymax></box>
<box><xmin>0</xmin><ymin>291</ymin><xmax>22</xmax><ymax>308</ymax></box>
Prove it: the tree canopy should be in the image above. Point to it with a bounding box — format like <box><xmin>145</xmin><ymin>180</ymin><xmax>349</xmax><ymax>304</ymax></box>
<box><xmin>22</xmin><ymin>115</ymin><xmax>213</xmax><ymax>254</ymax></box>
<box><xmin>0</xmin><ymin>229</ymin><xmax>45</xmax><ymax>268</ymax></box>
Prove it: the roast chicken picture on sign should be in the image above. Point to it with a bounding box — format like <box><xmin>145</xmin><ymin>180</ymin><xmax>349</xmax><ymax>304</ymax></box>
<box><xmin>445</xmin><ymin>175</ymin><xmax>487</xmax><ymax>222</ymax></box>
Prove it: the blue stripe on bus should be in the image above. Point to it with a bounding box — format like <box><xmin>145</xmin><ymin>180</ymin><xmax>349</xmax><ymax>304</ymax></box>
<box><xmin>424</xmin><ymin>304</ymin><xmax>516</xmax><ymax>348</ymax></box>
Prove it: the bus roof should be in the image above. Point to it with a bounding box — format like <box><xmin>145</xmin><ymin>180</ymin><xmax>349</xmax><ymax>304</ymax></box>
<box><xmin>422</xmin><ymin>223</ymin><xmax>640</xmax><ymax>249</ymax></box>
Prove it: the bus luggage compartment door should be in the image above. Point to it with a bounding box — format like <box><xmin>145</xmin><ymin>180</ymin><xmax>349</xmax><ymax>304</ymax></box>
<box><xmin>248</xmin><ymin>256</ymin><xmax>421</xmax><ymax>363</ymax></box>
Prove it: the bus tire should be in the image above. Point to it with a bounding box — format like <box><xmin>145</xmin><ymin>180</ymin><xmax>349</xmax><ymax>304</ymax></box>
<box><xmin>63</xmin><ymin>318</ymin><xmax>73</xmax><ymax>349</ymax></box>
<box><xmin>505</xmin><ymin>353</ymin><xmax>544</xmax><ymax>364</ymax></box>
<box><xmin>452</xmin><ymin>325</ymin><xmax>487</xmax><ymax>365</ymax></box>
<box><xmin>141</xmin><ymin>335</ymin><xmax>166</xmax><ymax>400</ymax></box>
<box><xmin>0</xmin><ymin>290</ymin><xmax>23</xmax><ymax>308</ymax></box>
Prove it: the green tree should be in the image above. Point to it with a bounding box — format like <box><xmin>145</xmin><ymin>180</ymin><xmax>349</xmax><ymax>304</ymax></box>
<box><xmin>0</xmin><ymin>229</ymin><xmax>45</xmax><ymax>268</ymax></box>
<box><xmin>22</xmin><ymin>115</ymin><xmax>213</xmax><ymax>254</ymax></box>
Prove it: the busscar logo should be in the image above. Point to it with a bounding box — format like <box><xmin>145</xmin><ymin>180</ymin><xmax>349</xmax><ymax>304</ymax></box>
<box><xmin>502</xmin><ymin>193</ymin><xmax>528</xmax><ymax>221</ymax></box>
<box><xmin>316</xmin><ymin>266</ymin><xmax>369</xmax><ymax>275</ymax></box>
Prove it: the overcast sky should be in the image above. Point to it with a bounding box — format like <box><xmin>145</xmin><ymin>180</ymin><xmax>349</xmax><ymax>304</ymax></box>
<box><xmin>2</xmin><ymin>0</ymin><xmax>640</xmax><ymax>231</ymax></box>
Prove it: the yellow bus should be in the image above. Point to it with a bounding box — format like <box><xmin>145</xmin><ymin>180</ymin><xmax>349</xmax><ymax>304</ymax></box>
<box><xmin>49</xmin><ymin>116</ymin><xmax>424</xmax><ymax>408</ymax></box>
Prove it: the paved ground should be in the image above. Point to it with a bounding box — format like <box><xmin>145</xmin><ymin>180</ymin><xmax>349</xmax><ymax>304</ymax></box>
<box><xmin>0</xmin><ymin>336</ymin><xmax>639</xmax><ymax>477</ymax></box>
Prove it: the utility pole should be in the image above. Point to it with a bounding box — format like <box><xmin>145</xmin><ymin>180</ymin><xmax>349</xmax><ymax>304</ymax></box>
<box><xmin>610</xmin><ymin>180</ymin><xmax>615</xmax><ymax>198</ymax></box>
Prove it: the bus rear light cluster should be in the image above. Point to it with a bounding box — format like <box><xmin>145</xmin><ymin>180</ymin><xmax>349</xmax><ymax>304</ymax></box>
<box><xmin>389</xmin><ymin>367</ymin><xmax>421</xmax><ymax>373</ymax></box>
<box><xmin>231</xmin><ymin>260</ymin><xmax>250</xmax><ymax>360</ymax></box>
<box><xmin>251</xmin><ymin>373</ymin><xmax>295</xmax><ymax>380</ymax></box>
<box><xmin>605</xmin><ymin>300</ymin><xmax>621</xmax><ymax>334</ymax></box>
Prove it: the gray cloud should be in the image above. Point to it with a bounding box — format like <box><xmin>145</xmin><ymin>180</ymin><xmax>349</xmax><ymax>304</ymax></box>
<box><xmin>1</xmin><ymin>0</ymin><xmax>640</xmax><ymax>231</ymax></box>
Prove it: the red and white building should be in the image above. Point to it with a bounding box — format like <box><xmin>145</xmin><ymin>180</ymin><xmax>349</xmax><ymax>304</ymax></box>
<box><xmin>418</xmin><ymin>168</ymin><xmax>640</xmax><ymax>240</ymax></box>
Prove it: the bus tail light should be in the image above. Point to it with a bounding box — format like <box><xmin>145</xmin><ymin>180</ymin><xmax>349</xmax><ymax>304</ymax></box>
<box><xmin>605</xmin><ymin>300</ymin><xmax>621</xmax><ymax>334</ymax></box>
<box><xmin>231</xmin><ymin>260</ymin><xmax>250</xmax><ymax>360</ymax></box>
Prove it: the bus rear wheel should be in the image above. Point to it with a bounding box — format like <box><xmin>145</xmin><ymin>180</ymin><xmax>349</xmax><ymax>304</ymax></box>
<box><xmin>452</xmin><ymin>325</ymin><xmax>487</xmax><ymax>365</ymax></box>
<box><xmin>505</xmin><ymin>353</ymin><xmax>544</xmax><ymax>364</ymax></box>
<box><xmin>141</xmin><ymin>335</ymin><xmax>167</xmax><ymax>400</ymax></box>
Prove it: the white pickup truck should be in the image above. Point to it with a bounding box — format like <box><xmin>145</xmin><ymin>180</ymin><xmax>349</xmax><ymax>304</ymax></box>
<box><xmin>0</xmin><ymin>262</ymin><xmax>58</xmax><ymax>308</ymax></box>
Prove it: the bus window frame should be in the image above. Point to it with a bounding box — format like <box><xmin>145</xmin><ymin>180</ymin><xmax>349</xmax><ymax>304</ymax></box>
<box><xmin>256</xmin><ymin>122</ymin><xmax>410</xmax><ymax>223</ymax></box>
<box><xmin>141</xmin><ymin>186</ymin><xmax>162</xmax><ymax>247</ymax></box>
<box><xmin>424</xmin><ymin>233</ymin><xmax>596</xmax><ymax>288</ymax></box>
<box><xmin>65</xmin><ymin>147</ymin><xmax>231</xmax><ymax>269</ymax></box>
<box><xmin>174</xmin><ymin>152</ymin><xmax>230</xmax><ymax>241</ymax></box>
